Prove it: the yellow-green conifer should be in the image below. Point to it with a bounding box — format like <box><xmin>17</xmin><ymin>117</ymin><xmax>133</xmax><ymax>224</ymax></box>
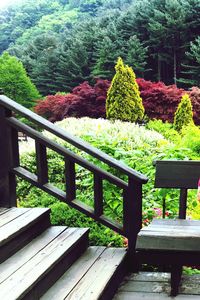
<box><xmin>174</xmin><ymin>94</ymin><xmax>194</xmax><ymax>132</ymax></box>
<box><xmin>106</xmin><ymin>57</ymin><xmax>144</xmax><ymax>122</ymax></box>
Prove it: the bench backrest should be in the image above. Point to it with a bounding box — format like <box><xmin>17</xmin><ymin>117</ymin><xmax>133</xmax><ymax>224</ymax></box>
<box><xmin>154</xmin><ymin>160</ymin><xmax>200</xmax><ymax>219</ymax></box>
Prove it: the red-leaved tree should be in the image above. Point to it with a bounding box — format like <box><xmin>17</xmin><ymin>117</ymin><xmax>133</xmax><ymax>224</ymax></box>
<box><xmin>34</xmin><ymin>78</ymin><xmax>200</xmax><ymax>125</ymax></box>
<box><xmin>34</xmin><ymin>79</ymin><xmax>110</xmax><ymax>121</ymax></box>
<box><xmin>136</xmin><ymin>78</ymin><xmax>185</xmax><ymax>123</ymax></box>
<box><xmin>188</xmin><ymin>87</ymin><xmax>200</xmax><ymax>125</ymax></box>
<box><xmin>34</xmin><ymin>93</ymin><xmax>79</xmax><ymax>122</ymax></box>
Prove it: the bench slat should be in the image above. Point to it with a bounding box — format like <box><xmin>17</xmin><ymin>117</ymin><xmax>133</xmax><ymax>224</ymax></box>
<box><xmin>154</xmin><ymin>160</ymin><xmax>200</xmax><ymax>189</ymax></box>
<box><xmin>136</xmin><ymin>219</ymin><xmax>200</xmax><ymax>252</ymax></box>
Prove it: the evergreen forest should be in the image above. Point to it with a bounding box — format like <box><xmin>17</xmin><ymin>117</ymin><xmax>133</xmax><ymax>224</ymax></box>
<box><xmin>1</xmin><ymin>0</ymin><xmax>200</xmax><ymax>96</ymax></box>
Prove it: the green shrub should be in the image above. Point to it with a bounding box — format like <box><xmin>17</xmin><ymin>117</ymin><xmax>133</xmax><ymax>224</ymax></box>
<box><xmin>174</xmin><ymin>94</ymin><xmax>194</xmax><ymax>132</ymax></box>
<box><xmin>19</xmin><ymin>188</ymin><xmax>123</xmax><ymax>246</ymax></box>
<box><xmin>0</xmin><ymin>52</ymin><xmax>40</xmax><ymax>108</ymax></box>
<box><xmin>180</xmin><ymin>124</ymin><xmax>200</xmax><ymax>155</ymax></box>
<box><xmin>18</xmin><ymin>118</ymin><xmax>198</xmax><ymax>246</ymax></box>
<box><xmin>146</xmin><ymin>119</ymin><xmax>180</xmax><ymax>143</ymax></box>
<box><xmin>106</xmin><ymin>57</ymin><xmax>144</xmax><ymax>122</ymax></box>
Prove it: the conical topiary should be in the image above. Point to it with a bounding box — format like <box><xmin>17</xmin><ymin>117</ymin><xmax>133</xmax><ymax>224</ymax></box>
<box><xmin>106</xmin><ymin>57</ymin><xmax>144</xmax><ymax>122</ymax></box>
<box><xmin>174</xmin><ymin>93</ymin><xmax>194</xmax><ymax>132</ymax></box>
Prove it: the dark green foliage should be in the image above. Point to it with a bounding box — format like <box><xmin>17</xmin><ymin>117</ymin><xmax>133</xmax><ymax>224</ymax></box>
<box><xmin>106</xmin><ymin>57</ymin><xmax>144</xmax><ymax>122</ymax></box>
<box><xmin>19</xmin><ymin>33</ymin><xmax>60</xmax><ymax>95</ymax></box>
<box><xmin>0</xmin><ymin>52</ymin><xmax>40</xmax><ymax>108</ymax></box>
<box><xmin>179</xmin><ymin>37</ymin><xmax>200</xmax><ymax>87</ymax></box>
<box><xmin>125</xmin><ymin>35</ymin><xmax>148</xmax><ymax>77</ymax></box>
<box><xmin>0</xmin><ymin>0</ymin><xmax>57</xmax><ymax>54</ymax></box>
<box><xmin>1</xmin><ymin>0</ymin><xmax>200</xmax><ymax>89</ymax></box>
<box><xmin>174</xmin><ymin>94</ymin><xmax>194</xmax><ymax>132</ymax></box>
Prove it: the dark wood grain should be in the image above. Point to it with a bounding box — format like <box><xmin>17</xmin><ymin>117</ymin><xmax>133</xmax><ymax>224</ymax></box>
<box><xmin>94</xmin><ymin>174</ymin><xmax>103</xmax><ymax>217</ymax></box>
<box><xmin>65</xmin><ymin>159</ymin><xmax>76</xmax><ymax>201</ymax></box>
<box><xmin>154</xmin><ymin>160</ymin><xmax>200</xmax><ymax>189</ymax></box>
<box><xmin>36</xmin><ymin>141</ymin><xmax>48</xmax><ymax>184</ymax></box>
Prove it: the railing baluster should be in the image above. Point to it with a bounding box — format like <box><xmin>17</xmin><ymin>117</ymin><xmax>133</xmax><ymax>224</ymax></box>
<box><xmin>179</xmin><ymin>188</ymin><xmax>187</xmax><ymax>219</ymax></box>
<box><xmin>65</xmin><ymin>159</ymin><xmax>76</xmax><ymax>201</ymax></box>
<box><xmin>123</xmin><ymin>177</ymin><xmax>143</xmax><ymax>271</ymax></box>
<box><xmin>94</xmin><ymin>174</ymin><xmax>103</xmax><ymax>217</ymax></box>
<box><xmin>36</xmin><ymin>141</ymin><xmax>48</xmax><ymax>185</ymax></box>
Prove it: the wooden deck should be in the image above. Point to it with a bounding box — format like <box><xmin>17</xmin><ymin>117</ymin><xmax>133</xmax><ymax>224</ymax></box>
<box><xmin>114</xmin><ymin>272</ymin><xmax>200</xmax><ymax>299</ymax></box>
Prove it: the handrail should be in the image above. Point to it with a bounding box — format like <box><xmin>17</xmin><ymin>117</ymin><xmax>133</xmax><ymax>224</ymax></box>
<box><xmin>0</xmin><ymin>95</ymin><xmax>148</xmax><ymax>268</ymax></box>
<box><xmin>0</xmin><ymin>95</ymin><xmax>148</xmax><ymax>183</ymax></box>
<box><xmin>8</xmin><ymin>117</ymin><xmax>128</xmax><ymax>189</ymax></box>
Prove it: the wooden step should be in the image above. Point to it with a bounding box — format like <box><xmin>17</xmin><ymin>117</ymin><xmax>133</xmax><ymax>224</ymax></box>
<box><xmin>0</xmin><ymin>226</ymin><xmax>89</xmax><ymax>300</ymax></box>
<box><xmin>41</xmin><ymin>246</ymin><xmax>127</xmax><ymax>300</ymax></box>
<box><xmin>0</xmin><ymin>207</ymin><xmax>51</xmax><ymax>262</ymax></box>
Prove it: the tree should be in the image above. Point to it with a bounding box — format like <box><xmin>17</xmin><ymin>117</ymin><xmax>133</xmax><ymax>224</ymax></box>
<box><xmin>125</xmin><ymin>35</ymin><xmax>148</xmax><ymax>77</ymax></box>
<box><xmin>174</xmin><ymin>93</ymin><xmax>194</xmax><ymax>132</ymax></box>
<box><xmin>137</xmin><ymin>78</ymin><xmax>184</xmax><ymax>122</ymax></box>
<box><xmin>106</xmin><ymin>57</ymin><xmax>144</xmax><ymax>122</ymax></box>
<box><xmin>179</xmin><ymin>37</ymin><xmax>200</xmax><ymax>87</ymax></box>
<box><xmin>92</xmin><ymin>22</ymin><xmax>124</xmax><ymax>79</ymax></box>
<box><xmin>15</xmin><ymin>33</ymin><xmax>60</xmax><ymax>95</ymax></box>
<box><xmin>34</xmin><ymin>78</ymin><xmax>110</xmax><ymax>121</ymax></box>
<box><xmin>0</xmin><ymin>52</ymin><xmax>40</xmax><ymax>108</ymax></box>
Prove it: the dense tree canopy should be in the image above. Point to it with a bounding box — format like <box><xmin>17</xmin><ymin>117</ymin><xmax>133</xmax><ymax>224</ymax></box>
<box><xmin>1</xmin><ymin>0</ymin><xmax>200</xmax><ymax>95</ymax></box>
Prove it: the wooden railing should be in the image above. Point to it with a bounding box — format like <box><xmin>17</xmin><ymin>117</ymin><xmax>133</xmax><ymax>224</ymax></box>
<box><xmin>0</xmin><ymin>95</ymin><xmax>148</xmax><ymax>267</ymax></box>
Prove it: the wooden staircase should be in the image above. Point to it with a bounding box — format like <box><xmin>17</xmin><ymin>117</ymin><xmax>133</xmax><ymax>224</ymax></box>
<box><xmin>0</xmin><ymin>96</ymin><xmax>147</xmax><ymax>299</ymax></box>
<box><xmin>0</xmin><ymin>207</ymin><xmax>127</xmax><ymax>300</ymax></box>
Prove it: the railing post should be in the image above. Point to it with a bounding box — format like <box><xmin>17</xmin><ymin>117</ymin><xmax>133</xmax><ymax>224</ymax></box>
<box><xmin>123</xmin><ymin>177</ymin><xmax>143</xmax><ymax>272</ymax></box>
<box><xmin>179</xmin><ymin>188</ymin><xmax>187</xmax><ymax>219</ymax></box>
<box><xmin>0</xmin><ymin>105</ymin><xmax>18</xmax><ymax>207</ymax></box>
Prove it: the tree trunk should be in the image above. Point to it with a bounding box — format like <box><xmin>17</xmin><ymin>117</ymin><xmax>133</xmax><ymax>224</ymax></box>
<box><xmin>173</xmin><ymin>48</ymin><xmax>177</xmax><ymax>85</ymax></box>
<box><xmin>158</xmin><ymin>53</ymin><xmax>161</xmax><ymax>81</ymax></box>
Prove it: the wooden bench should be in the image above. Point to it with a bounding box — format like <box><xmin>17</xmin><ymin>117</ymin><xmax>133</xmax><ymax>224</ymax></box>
<box><xmin>136</xmin><ymin>160</ymin><xmax>200</xmax><ymax>296</ymax></box>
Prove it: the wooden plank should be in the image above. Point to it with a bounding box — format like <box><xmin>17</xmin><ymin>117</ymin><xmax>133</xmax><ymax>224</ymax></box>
<box><xmin>0</xmin><ymin>208</ymin><xmax>50</xmax><ymax>246</ymax></box>
<box><xmin>41</xmin><ymin>246</ymin><xmax>106</xmax><ymax>300</ymax></box>
<box><xmin>150</xmin><ymin>219</ymin><xmax>200</xmax><ymax>226</ymax></box>
<box><xmin>0</xmin><ymin>208</ymin><xmax>10</xmax><ymax>215</ymax></box>
<box><xmin>142</xmin><ymin>225</ymin><xmax>200</xmax><ymax>232</ymax></box>
<box><xmin>0</xmin><ymin>226</ymin><xmax>66</xmax><ymax>284</ymax></box>
<box><xmin>137</xmin><ymin>230</ymin><xmax>200</xmax><ymax>238</ymax></box>
<box><xmin>114</xmin><ymin>291</ymin><xmax>200</xmax><ymax>299</ymax></box>
<box><xmin>128</xmin><ymin>272</ymin><xmax>170</xmax><ymax>282</ymax></box>
<box><xmin>65</xmin><ymin>247</ymin><xmax>126</xmax><ymax>300</ymax></box>
<box><xmin>0</xmin><ymin>208</ymin><xmax>31</xmax><ymax>227</ymax></box>
<box><xmin>114</xmin><ymin>272</ymin><xmax>200</xmax><ymax>299</ymax></box>
<box><xmin>0</xmin><ymin>227</ymin><xmax>89</xmax><ymax>299</ymax></box>
<box><xmin>136</xmin><ymin>234</ymin><xmax>200</xmax><ymax>251</ymax></box>
<box><xmin>118</xmin><ymin>280</ymin><xmax>170</xmax><ymax>293</ymax></box>
<box><xmin>154</xmin><ymin>160</ymin><xmax>200</xmax><ymax>188</ymax></box>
